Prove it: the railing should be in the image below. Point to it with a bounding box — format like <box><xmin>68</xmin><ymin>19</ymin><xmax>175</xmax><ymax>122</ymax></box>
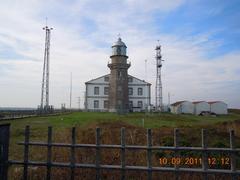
<box><xmin>0</xmin><ymin>124</ymin><xmax>240</xmax><ymax>179</ymax></box>
<box><xmin>0</xmin><ymin>110</ymin><xmax>37</xmax><ymax>120</ymax></box>
<box><xmin>0</xmin><ymin>110</ymin><xmax>73</xmax><ymax>121</ymax></box>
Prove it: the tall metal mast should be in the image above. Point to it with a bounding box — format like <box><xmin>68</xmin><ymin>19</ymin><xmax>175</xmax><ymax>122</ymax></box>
<box><xmin>155</xmin><ymin>41</ymin><xmax>164</xmax><ymax>112</ymax></box>
<box><xmin>40</xmin><ymin>25</ymin><xmax>53</xmax><ymax>111</ymax></box>
<box><xmin>70</xmin><ymin>72</ymin><xmax>72</xmax><ymax>109</ymax></box>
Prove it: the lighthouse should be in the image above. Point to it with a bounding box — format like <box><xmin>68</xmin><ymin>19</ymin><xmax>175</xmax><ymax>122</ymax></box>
<box><xmin>85</xmin><ymin>38</ymin><xmax>151</xmax><ymax>113</ymax></box>
<box><xmin>108</xmin><ymin>38</ymin><xmax>131</xmax><ymax>113</ymax></box>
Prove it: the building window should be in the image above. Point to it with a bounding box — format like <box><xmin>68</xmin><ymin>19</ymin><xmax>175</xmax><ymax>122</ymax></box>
<box><xmin>138</xmin><ymin>88</ymin><xmax>143</xmax><ymax>96</ymax></box>
<box><xmin>104</xmin><ymin>76</ymin><xmax>109</xmax><ymax>82</ymax></box>
<box><xmin>117</xmin><ymin>47</ymin><xmax>121</xmax><ymax>54</ymax></box>
<box><xmin>94</xmin><ymin>100</ymin><xmax>99</xmax><ymax>108</ymax></box>
<box><xmin>128</xmin><ymin>77</ymin><xmax>133</xmax><ymax>82</ymax></box>
<box><xmin>128</xmin><ymin>88</ymin><xmax>133</xmax><ymax>95</ymax></box>
<box><xmin>104</xmin><ymin>100</ymin><xmax>108</xmax><ymax>109</ymax></box>
<box><xmin>104</xmin><ymin>87</ymin><xmax>109</xmax><ymax>95</ymax></box>
<box><xmin>94</xmin><ymin>87</ymin><xmax>99</xmax><ymax>95</ymax></box>
<box><xmin>138</xmin><ymin>101</ymin><xmax>143</xmax><ymax>108</ymax></box>
<box><xmin>129</xmin><ymin>101</ymin><xmax>133</xmax><ymax>108</ymax></box>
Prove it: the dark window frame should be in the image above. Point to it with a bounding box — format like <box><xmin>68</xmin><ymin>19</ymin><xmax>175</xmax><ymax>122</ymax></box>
<box><xmin>128</xmin><ymin>87</ymin><xmax>133</xmax><ymax>95</ymax></box>
<box><xmin>128</xmin><ymin>77</ymin><xmax>133</xmax><ymax>82</ymax></box>
<box><xmin>129</xmin><ymin>101</ymin><xmax>133</xmax><ymax>108</ymax></box>
<box><xmin>104</xmin><ymin>76</ymin><xmax>109</xmax><ymax>82</ymax></box>
<box><xmin>94</xmin><ymin>100</ymin><xmax>99</xmax><ymax>108</ymax></box>
<box><xmin>94</xmin><ymin>87</ymin><xmax>99</xmax><ymax>95</ymax></box>
<box><xmin>104</xmin><ymin>87</ymin><xmax>109</xmax><ymax>95</ymax></box>
<box><xmin>138</xmin><ymin>101</ymin><xmax>143</xmax><ymax>108</ymax></box>
<box><xmin>138</xmin><ymin>88</ymin><xmax>143</xmax><ymax>96</ymax></box>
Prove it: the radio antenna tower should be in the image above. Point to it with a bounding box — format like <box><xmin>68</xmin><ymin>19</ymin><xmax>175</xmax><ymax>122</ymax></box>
<box><xmin>155</xmin><ymin>41</ymin><xmax>164</xmax><ymax>112</ymax></box>
<box><xmin>40</xmin><ymin>24</ymin><xmax>53</xmax><ymax>113</ymax></box>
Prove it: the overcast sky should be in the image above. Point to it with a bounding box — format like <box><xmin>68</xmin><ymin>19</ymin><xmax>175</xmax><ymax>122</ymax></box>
<box><xmin>0</xmin><ymin>0</ymin><xmax>239</xmax><ymax>109</ymax></box>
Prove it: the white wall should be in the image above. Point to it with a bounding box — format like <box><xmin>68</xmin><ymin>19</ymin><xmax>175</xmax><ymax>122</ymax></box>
<box><xmin>180</xmin><ymin>102</ymin><xmax>194</xmax><ymax>114</ymax></box>
<box><xmin>86</xmin><ymin>97</ymin><xmax>108</xmax><ymax>111</ymax></box>
<box><xmin>194</xmin><ymin>102</ymin><xmax>210</xmax><ymax>115</ymax></box>
<box><xmin>171</xmin><ymin>101</ymin><xmax>194</xmax><ymax>114</ymax></box>
<box><xmin>129</xmin><ymin>84</ymin><xmax>151</xmax><ymax>106</ymax></box>
<box><xmin>171</xmin><ymin>101</ymin><xmax>228</xmax><ymax>115</ymax></box>
<box><xmin>210</xmin><ymin>102</ymin><xmax>228</xmax><ymax>115</ymax></box>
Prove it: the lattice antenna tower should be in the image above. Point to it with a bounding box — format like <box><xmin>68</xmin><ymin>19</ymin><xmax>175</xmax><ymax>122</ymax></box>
<box><xmin>40</xmin><ymin>25</ymin><xmax>53</xmax><ymax>110</ymax></box>
<box><xmin>155</xmin><ymin>41</ymin><xmax>164</xmax><ymax>112</ymax></box>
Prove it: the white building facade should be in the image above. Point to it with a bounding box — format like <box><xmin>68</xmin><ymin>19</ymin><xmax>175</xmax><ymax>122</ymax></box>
<box><xmin>171</xmin><ymin>100</ymin><xmax>228</xmax><ymax>115</ymax></box>
<box><xmin>85</xmin><ymin>74</ymin><xmax>151</xmax><ymax>112</ymax></box>
<box><xmin>209</xmin><ymin>101</ymin><xmax>228</xmax><ymax>115</ymax></box>
<box><xmin>193</xmin><ymin>101</ymin><xmax>210</xmax><ymax>115</ymax></box>
<box><xmin>170</xmin><ymin>101</ymin><xmax>194</xmax><ymax>114</ymax></box>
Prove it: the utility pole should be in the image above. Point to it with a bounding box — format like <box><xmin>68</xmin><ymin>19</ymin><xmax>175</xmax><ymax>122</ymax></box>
<box><xmin>168</xmin><ymin>92</ymin><xmax>170</xmax><ymax>107</ymax></box>
<box><xmin>70</xmin><ymin>72</ymin><xmax>72</xmax><ymax>110</ymax></box>
<box><xmin>145</xmin><ymin>59</ymin><xmax>148</xmax><ymax>113</ymax></box>
<box><xmin>77</xmin><ymin>97</ymin><xmax>81</xmax><ymax>110</ymax></box>
<box><xmin>84</xmin><ymin>91</ymin><xmax>86</xmax><ymax>110</ymax></box>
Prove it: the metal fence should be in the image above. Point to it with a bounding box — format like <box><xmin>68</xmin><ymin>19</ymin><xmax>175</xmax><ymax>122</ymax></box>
<box><xmin>0</xmin><ymin>123</ymin><xmax>240</xmax><ymax>180</ymax></box>
<box><xmin>0</xmin><ymin>110</ymin><xmax>37</xmax><ymax>120</ymax></box>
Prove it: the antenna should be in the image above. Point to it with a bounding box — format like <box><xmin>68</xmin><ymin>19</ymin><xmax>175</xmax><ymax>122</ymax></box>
<box><xmin>168</xmin><ymin>92</ymin><xmax>170</xmax><ymax>107</ymax></box>
<box><xmin>144</xmin><ymin>59</ymin><xmax>148</xmax><ymax>85</ymax></box>
<box><xmin>77</xmin><ymin>97</ymin><xmax>81</xmax><ymax>110</ymax></box>
<box><xmin>40</xmin><ymin>24</ymin><xmax>53</xmax><ymax>114</ymax></box>
<box><xmin>144</xmin><ymin>59</ymin><xmax>148</xmax><ymax>111</ymax></box>
<box><xmin>117</xmin><ymin>33</ymin><xmax>121</xmax><ymax>39</ymax></box>
<box><xmin>155</xmin><ymin>40</ymin><xmax>164</xmax><ymax>112</ymax></box>
<box><xmin>70</xmin><ymin>72</ymin><xmax>72</xmax><ymax>109</ymax></box>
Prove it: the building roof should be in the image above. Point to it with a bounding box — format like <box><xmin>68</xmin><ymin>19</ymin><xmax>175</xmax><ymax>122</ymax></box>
<box><xmin>171</xmin><ymin>101</ymin><xmax>227</xmax><ymax>106</ymax></box>
<box><xmin>112</xmin><ymin>38</ymin><xmax>127</xmax><ymax>47</ymax></box>
<box><xmin>128</xmin><ymin>74</ymin><xmax>151</xmax><ymax>85</ymax></box>
<box><xmin>208</xmin><ymin>101</ymin><xmax>225</xmax><ymax>104</ymax></box>
<box><xmin>192</xmin><ymin>101</ymin><xmax>205</xmax><ymax>104</ymax></box>
<box><xmin>85</xmin><ymin>74</ymin><xmax>151</xmax><ymax>85</ymax></box>
<box><xmin>85</xmin><ymin>74</ymin><xmax>109</xmax><ymax>84</ymax></box>
<box><xmin>171</xmin><ymin>101</ymin><xmax>186</xmax><ymax>106</ymax></box>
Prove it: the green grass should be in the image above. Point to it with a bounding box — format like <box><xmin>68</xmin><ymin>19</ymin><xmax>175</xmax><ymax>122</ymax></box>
<box><xmin>2</xmin><ymin>111</ymin><xmax>239</xmax><ymax>179</ymax></box>
<box><xmin>1</xmin><ymin>111</ymin><xmax>240</xmax><ymax>160</ymax></box>
<box><xmin>1</xmin><ymin>111</ymin><xmax>240</xmax><ymax>144</ymax></box>
<box><xmin>1</xmin><ymin>111</ymin><xmax>240</xmax><ymax>131</ymax></box>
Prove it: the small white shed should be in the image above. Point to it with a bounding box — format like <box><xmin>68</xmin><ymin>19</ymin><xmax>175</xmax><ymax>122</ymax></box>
<box><xmin>209</xmin><ymin>101</ymin><xmax>228</xmax><ymax>115</ymax></box>
<box><xmin>193</xmin><ymin>101</ymin><xmax>210</xmax><ymax>115</ymax></box>
<box><xmin>171</xmin><ymin>101</ymin><xmax>194</xmax><ymax>114</ymax></box>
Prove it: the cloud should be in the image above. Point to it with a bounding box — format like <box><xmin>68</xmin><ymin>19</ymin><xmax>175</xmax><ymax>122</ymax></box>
<box><xmin>127</xmin><ymin>33</ymin><xmax>240</xmax><ymax>108</ymax></box>
<box><xmin>124</xmin><ymin>0</ymin><xmax>185</xmax><ymax>12</ymax></box>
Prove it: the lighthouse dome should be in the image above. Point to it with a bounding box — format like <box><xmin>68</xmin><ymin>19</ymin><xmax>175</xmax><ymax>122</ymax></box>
<box><xmin>111</xmin><ymin>38</ymin><xmax>127</xmax><ymax>56</ymax></box>
<box><xmin>112</xmin><ymin>38</ymin><xmax>127</xmax><ymax>47</ymax></box>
